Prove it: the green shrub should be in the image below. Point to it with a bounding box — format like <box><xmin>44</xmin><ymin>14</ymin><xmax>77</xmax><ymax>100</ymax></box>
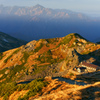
<box><xmin>21</xmin><ymin>52</ymin><xmax>29</xmax><ymax>63</ymax></box>
<box><xmin>0</xmin><ymin>52</ymin><xmax>4</xmax><ymax>60</ymax></box>
<box><xmin>4</xmin><ymin>55</ymin><xmax>12</xmax><ymax>63</ymax></box>
<box><xmin>46</xmin><ymin>44</ymin><xmax>49</xmax><ymax>47</ymax></box>
<box><xmin>70</xmin><ymin>73</ymin><xmax>74</xmax><ymax>76</ymax></box>
<box><xmin>34</xmin><ymin>43</ymin><xmax>43</xmax><ymax>52</ymax></box>
<box><xmin>62</xmin><ymin>35</ymin><xmax>73</xmax><ymax>44</ymax></box>
<box><xmin>47</xmin><ymin>50</ymin><xmax>52</xmax><ymax>55</ymax></box>
<box><xmin>57</xmin><ymin>34</ymin><xmax>73</xmax><ymax>47</ymax></box>
<box><xmin>18</xmin><ymin>78</ymin><xmax>47</xmax><ymax>100</ymax></box>
<box><xmin>0</xmin><ymin>68</ymin><xmax>8</xmax><ymax>74</ymax></box>
<box><xmin>0</xmin><ymin>82</ymin><xmax>17</xmax><ymax>99</ymax></box>
<box><xmin>17</xmin><ymin>96</ymin><xmax>22</xmax><ymax>100</ymax></box>
<box><xmin>4</xmin><ymin>49</ymin><xmax>20</xmax><ymax>63</ymax></box>
<box><xmin>17</xmin><ymin>84</ymin><xmax>26</xmax><ymax>91</ymax></box>
<box><xmin>46</xmin><ymin>38</ymin><xmax>58</xmax><ymax>43</ymax></box>
<box><xmin>3</xmin><ymin>93</ymin><xmax>9</xmax><ymax>100</ymax></box>
<box><xmin>13</xmin><ymin>49</ymin><xmax>20</xmax><ymax>54</ymax></box>
<box><xmin>0</xmin><ymin>78</ymin><xmax>48</xmax><ymax>100</ymax></box>
<box><xmin>3</xmin><ymin>52</ymin><xmax>29</xmax><ymax>82</ymax></box>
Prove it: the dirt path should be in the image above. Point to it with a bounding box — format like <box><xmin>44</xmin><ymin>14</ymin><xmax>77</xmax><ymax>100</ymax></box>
<box><xmin>53</xmin><ymin>77</ymin><xmax>87</xmax><ymax>85</ymax></box>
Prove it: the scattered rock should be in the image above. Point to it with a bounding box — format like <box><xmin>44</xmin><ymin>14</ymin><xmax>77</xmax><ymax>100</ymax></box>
<box><xmin>14</xmin><ymin>63</ymin><xmax>18</xmax><ymax>67</ymax></box>
<box><xmin>5</xmin><ymin>70</ymin><xmax>10</xmax><ymax>74</ymax></box>
<box><xmin>28</xmin><ymin>67</ymin><xmax>35</xmax><ymax>73</ymax></box>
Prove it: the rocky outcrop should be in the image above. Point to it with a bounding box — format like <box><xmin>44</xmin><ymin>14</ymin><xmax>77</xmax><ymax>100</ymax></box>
<box><xmin>66</xmin><ymin>48</ymin><xmax>82</xmax><ymax>68</ymax></box>
<box><xmin>21</xmin><ymin>40</ymin><xmax>36</xmax><ymax>52</ymax></box>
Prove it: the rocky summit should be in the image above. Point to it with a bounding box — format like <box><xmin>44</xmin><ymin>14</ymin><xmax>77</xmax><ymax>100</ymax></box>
<box><xmin>0</xmin><ymin>33</ymin><xmax>100</xmax><ymax>100</ymax></box>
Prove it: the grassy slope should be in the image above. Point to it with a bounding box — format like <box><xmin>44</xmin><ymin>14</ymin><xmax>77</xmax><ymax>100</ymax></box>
<box><xmin>0</xmin><ymin>33</ymin><xmax>100</xmax><ymax>99</ymax></box>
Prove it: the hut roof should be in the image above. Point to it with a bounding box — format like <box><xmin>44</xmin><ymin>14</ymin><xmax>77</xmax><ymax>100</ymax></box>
<box><xmin>81</xmin><ymin>62</ymin><xmax>99</xmax><ymax>69</ymax></box>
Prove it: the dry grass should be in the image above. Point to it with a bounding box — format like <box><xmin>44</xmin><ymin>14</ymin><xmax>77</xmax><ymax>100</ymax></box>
<box><xmin>30</xmin><ymin>78</ymin><xmax>100</xmax><ymax>100</ymax></box>
<box><xmin>9</xmin><ymin>90</ymin><xmax>29</xmax><ymax>100</ymax></box>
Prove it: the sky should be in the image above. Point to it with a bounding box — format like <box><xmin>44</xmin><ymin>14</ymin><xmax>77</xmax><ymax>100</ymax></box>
<box><xmin>0</xmin><ymin>0</ymin><xmax>100</xmax><ymax>17</ymax></box>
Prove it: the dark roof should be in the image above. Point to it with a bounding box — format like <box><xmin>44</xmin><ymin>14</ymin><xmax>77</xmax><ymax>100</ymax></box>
<box><xmin>81</xmin><ymin>62</ymin><xmax>99</xmax><ymax>69</ymax></box>
<box><xmin>78</xmin><ymin>67</ymin><xmax>86</xmax><ymax>70</ymax></box>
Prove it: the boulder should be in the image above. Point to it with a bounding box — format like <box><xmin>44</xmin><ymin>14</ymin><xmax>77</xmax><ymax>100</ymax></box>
<box><xmin>5</xmin><ymin>70</ymin><xmax>10</xmax><ymax>74</ymax></box>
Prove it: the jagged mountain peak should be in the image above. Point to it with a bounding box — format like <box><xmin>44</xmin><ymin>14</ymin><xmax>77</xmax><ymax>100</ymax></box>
<box><xmin>0</xmin><ymin>4</ymin><xmax>88</xmax><ymax>20</ymax></box>
<box><xmin>34</xmin><ymin>4</ymin><xmax>45</xmax><ymax>8</ymax></box>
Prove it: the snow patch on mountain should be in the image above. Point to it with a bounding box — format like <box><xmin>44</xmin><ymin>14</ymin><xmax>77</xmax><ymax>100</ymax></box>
<box><xmin>3</xmin><ymin>38</ymin><xmax>9</xmax><ymax>42</ymax></box>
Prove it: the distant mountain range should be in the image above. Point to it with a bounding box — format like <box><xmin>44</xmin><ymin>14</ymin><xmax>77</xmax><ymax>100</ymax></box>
<box><xmin>0</xmin><ymin>4</ymin><xmax>88</xmax><ymax>20</ymax></box>
<box><xmin>0</xmin><ymin>32</ymin><xmax>26</xmax><ymax>52</ymax></box>
<box><xmin>0</xmin><ymin>4</ymin><xmax>100</xmax><ymax>42</ymax></box>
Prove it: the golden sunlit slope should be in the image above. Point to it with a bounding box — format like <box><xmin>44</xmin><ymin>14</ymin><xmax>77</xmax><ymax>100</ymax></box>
<box><xmin>0</xmin><ymin>33</ymin><xmax>100</xmax><ymax>100</ymax></box>
<box><xmin>0</xmin><ymin>33</ymin><xmax>100</xmax><ymax>82</ymax></box>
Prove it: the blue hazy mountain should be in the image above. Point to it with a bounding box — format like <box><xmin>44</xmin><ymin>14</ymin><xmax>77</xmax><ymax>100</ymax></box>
<box><xmin>0</xmin><ymin>4</ymin><xmax>100</xmax><ymax>42</ymax></box>
<box><xmin>0</xmin><ymin>31</ymin><xmax>26</xmax><ymax>52</ymax></box>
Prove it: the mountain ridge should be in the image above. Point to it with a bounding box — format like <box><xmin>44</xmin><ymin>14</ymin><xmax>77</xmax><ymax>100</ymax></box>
<box><xmin>0</xmin><ymin>33</ymin><xmax>99</xmax><ymax>78</ymax></box>
<box><xmin>0</xmin><ymin>31</ymin><xmax>27</xmax><ymax>52</ymax></box>
<box><xmin>0</xmin><ymin>4</ymin><xmax>100</xmax><ymax>42</ymax></box>
<box><xmin>0</xmin><ymin>33</ymin><xmax>100</xmax><ymax>99</ymax></box>
<box><xmin>0</xmin><ymin>4</ymin><xmax>87</xmax><ymax>19</ymax></box>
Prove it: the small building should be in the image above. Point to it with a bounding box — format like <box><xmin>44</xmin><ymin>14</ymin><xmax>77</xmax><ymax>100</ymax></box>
<box><xmin>73</xmin><ymin>67</ymin><xmax>77</xmax><ymax>71</ymax></box>
<box><xmin>77</xmin><ymin>67</ymin><xmax>86</xmax><ymax>73</ymax></box>
<box><xmin>80</xmin><ymin>62</ymin><xmax>100</xmax><ymax>72</ymax></box>
<box><xmin>73</xmin><ymin>67</ymin><xmax>86</xmax><ymax>73</ymax></box>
